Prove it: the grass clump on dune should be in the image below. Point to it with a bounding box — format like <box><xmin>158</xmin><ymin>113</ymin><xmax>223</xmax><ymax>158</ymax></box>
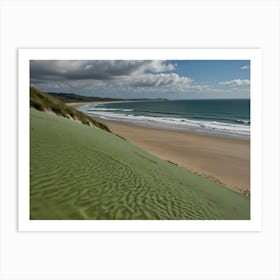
<box><xmin>30</xmin><ymin>109</ymin><xmax>250</xmax><ymax>220</ymax></box>
<box><xmin>30</xmin><ymin>86</ymin><xmax>110</xmax><ymax>132</ymax></box>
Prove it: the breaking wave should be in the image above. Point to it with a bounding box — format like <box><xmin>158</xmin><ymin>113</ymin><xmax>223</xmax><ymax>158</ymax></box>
<box><xmin>77</xmin><ymin>104</ymin><xmax>250</xmax><ymax>139</ymax></box>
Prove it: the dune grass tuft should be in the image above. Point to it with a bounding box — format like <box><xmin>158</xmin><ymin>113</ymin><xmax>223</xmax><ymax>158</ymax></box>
<box><xmin>30</xmin><ymin>86</ymin><xmax>110</xmax><ymax>132</ymax></box>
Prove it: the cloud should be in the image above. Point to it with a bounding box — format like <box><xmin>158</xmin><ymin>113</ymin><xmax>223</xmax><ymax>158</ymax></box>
<box><xmin>30</xmin><ymin>60</ymin><xmax>193</xmax><ymax>96</ymax></box>
<box><xmin>219</xmin><ymin>79</ymin><xmax>250</xmax><ymax>86</ymax></box>
<box><xmin>30</xmin><ymin>60</ymin><xmax>175</xmax><ymax>83</ymax></box>
<box><xmin>240</xmin><ymin>65</ymin><xmax>249</xmax><ymax>70</ymax></box>
<box><xmin>190</xmin><ymin>84</ymin><xmax>213</xmax><ymax>92</ymax></box>
<box><xmin>128</xmin><ymin>73</ymin><xmax>191</xmax><ymax>87</ymax></box>
<box><xmin>30</xmin><ymin>60</ymin><xmax>250</xmax><ymax>99</ymax></box>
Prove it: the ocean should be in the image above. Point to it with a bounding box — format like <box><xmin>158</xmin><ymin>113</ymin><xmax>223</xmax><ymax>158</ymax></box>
<box><xmin>77</xmin><ymin>99</ymin><xmax>250</xmax><ymax>139</ymax></box>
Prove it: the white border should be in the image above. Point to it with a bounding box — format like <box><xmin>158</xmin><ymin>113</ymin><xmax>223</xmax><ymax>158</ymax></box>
<box><xmin>18</xmin><ymin>49</ymin><xmax>262</xmax><ymax>231</ymax></box>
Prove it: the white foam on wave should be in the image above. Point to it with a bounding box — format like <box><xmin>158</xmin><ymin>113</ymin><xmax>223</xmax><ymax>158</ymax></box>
<box><xmin>88</xmin><ymin>108</ymin><xmax>134</xmax><ymax>112</ymax></box>
<box><xmin>78</xmin><ymin>105</ymin><xmax>250</xmax><ymax>138</ymax></box>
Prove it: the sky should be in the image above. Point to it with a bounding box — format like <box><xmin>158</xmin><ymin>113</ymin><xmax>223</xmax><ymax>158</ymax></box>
<box><xmin>30</xmin><ymin>60</ymin><xmax>250</xmax><ymax>99</ymax></box>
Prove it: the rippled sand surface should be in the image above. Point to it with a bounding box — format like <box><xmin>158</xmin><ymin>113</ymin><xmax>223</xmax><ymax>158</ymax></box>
<box><xmin>30</xmin><ymin>109</ymin><xmax>250</xmax><ymax>220</ymax></box>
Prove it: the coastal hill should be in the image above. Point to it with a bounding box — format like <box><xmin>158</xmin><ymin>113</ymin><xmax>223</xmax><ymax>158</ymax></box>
<box><xmin>47</xmin><ymin>91</ymin><xmax>166</xmax><ymax>103</ymax></box>
<box><xmin>30</xmin><ymin>87</ymin><xmax>250</xmax><ymax>220</ymax></box>
<box><xmin>47</xmin><ymin>92</ymin><xmax>123</xmax><ymax>103</ymax></box>
<box><xmin>30</xmin><ymin>86</ymin><xmax>110</xmax><ymax>132</ymax></box>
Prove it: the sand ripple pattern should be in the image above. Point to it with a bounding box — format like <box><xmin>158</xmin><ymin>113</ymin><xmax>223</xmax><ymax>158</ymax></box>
<box><xmin>30</xmin><ymin>109</ymin><xmax>250</xmax><ymax>220</ymax></box>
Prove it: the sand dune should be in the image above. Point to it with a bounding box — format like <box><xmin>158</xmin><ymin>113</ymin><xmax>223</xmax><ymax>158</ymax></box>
<box><xmin>30</xmin><ymin>109</ymin><xmax>250</xmax><ymax>220</ymax></box>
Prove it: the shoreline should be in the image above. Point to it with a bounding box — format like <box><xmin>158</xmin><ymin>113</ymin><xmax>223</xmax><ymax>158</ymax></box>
<box><xmin>68</xmin><ymin>101</ymin><xmax>250</xmax><ymax>195</ymax></box>
<box><xmin>93</xmin><ymin>116</ymin><xmax>249</xmax><ymax>140</ymax></box>
<box><xmin>97</xmin><ymin>118</ymin><xmax>250</xmax><ymax>195</ymax></box>
<box><xmin>67</xmin><ymin>101</ymin><xmax>119</xmax><ymax>106</ymax></box>
<box><xmin>71</xmin><ymin>101</ymin><xmax>250</xmax><ymax>141</ymax></box>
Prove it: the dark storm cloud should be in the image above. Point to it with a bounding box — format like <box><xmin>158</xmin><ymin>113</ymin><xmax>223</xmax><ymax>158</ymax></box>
<box><xmin>30</xmin><ymin>60</ymin><xmax>175</xmax><ymax>83</ymax></box>
<box><xmin>29</xmin><ymin>60</ymin><xmax>195</xmax><ymax>97</ymax></box>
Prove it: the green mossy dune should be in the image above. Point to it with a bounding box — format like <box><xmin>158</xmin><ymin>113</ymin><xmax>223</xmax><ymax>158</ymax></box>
<box><xmin>30</xmin><ymin>109</ymin><xmax>250</xmax><ymax>220</ymax></box>
<box><xmin>30</xmin><ymin>86</ymin><xmax>110</xmax><ymax>132</ymax></box>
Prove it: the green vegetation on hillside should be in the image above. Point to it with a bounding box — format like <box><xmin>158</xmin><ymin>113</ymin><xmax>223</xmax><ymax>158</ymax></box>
<box><xmin>30</xmin><ymin>109</ymin><xmax>250</xmax><ymax>220</ymax></box>
<box><xmin>47</xmin><ymin>92</ymin><xmax>123</xmax><ymax>103</ymax></box>
<box><xmin>30</xmin><ymin>86</ymin><xmax>110</xmax><ymax>132</ymax></box>
<box><xmin>45</xmin><ymin>91</ymin><xmax>166</xmax><ymax>103</ymax></box>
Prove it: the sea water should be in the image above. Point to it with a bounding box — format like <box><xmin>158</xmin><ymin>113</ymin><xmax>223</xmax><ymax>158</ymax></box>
<box><xmin>77</xmin><ymin>99</ymin><xmax>250</xmax><ymax>139</ymax></box>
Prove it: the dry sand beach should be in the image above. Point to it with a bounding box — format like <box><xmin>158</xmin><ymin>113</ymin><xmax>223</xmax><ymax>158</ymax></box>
<box><xmin>98</xmin><ymin>119</ymin><xmax>250</xmax><ymax>195</ymax></box>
